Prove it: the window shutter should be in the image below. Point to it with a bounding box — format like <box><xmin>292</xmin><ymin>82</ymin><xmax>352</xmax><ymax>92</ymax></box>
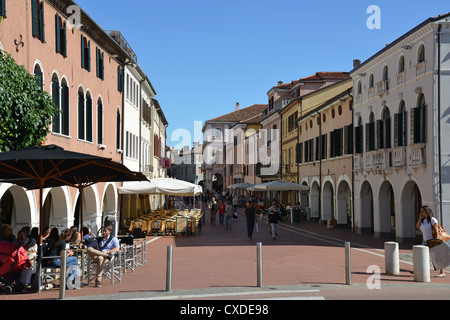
<box><xmin>365</xmin><ymin>124</ymin><xmax>370</xmax><ymax>152</ymax></box>
<box><xmin>0</xmin><ymin>0</ymin><xmax>6</xmax><ymax>18</ymax></box>
<box><xmin>296</xmin><ymin>143</ymin><xmax>302</xmax><ymax>164</ymax></box>
<box><xmin>394</xmin><ymin>113</ymin><xmax>400</xmax><ymax>147</ymax></box>
<box><xmin>86</xmin><ymin>96</ymin><xmax>93</xmax><ymax>142</ymax></box>
<box><xmin>96</xmin><ymin>48</ymin><xmax>99</xmax><ymax>78</ymax></box>
<box><xmin>81</xmin><ymin>35</ymin><xmax>85</xmax><ymax>69</ymax></box>
<box><xmin>344</xmin><ymin>124</ymin><xmax>353</xmax><ymax>155</ymax></box>
<box><xmin>355</xmin><ymin>126</ymin><xmax>362</xmax><ymax>154</ymax></box>
<box><xmin>39</xmin><ymin>1</ymin><xmax>45</xmax><ymax>42</ymax></box>
<box><xmin>402</xmin><ymin>111</ymin><xmax>407</xmax><ymax>146</ymax></box>
<box><xmin>101</xmin><ymin>52</ymin><xmax>105</xmax><ymax>80</ymax></box>
<box><xmin>61</xmin><ymin>22</ymin><xmax>67</xmax><ymax>57</ymax></box>
<box><xmin>55</xmin><ymin>14</ymin><xmax>60</xmax><ymax>54</ymax></box>
<box><xmin>62</xmin><ymin>83</ymin><xmax>69</xmax><ymax>135</ymax></box>
<box><xmin>86</xmin><ymin>41</ymin><xmax>91</xmax><ymax>72</ymax></box>
<box><xmin>420</xmin><ymin>105</ymin><xmax>426</xmax><ymax>143</ymax></box>
<box><xmin>376</xmin><ymin>119</ymin><xmax>383</xmax><ymax>149</ymax></box>
<box><xmin>97</xmin><ymin>101</ymin><xmax>103</xmax><ymax>144</ymax></box>
<box><xmin>32</xmin><ymin>0</ymin><xmax>39</xmax><ymax>38</ymax></box>
<box><xmin>385</xmin><ymin>116</ymin><xmax>391</xmax><ymax>148</ymax></box>
<box><xmin>321</xmin><ymin>134</ymin><xmax>327</xmax><ymax>160</ymax></box>
<box><xmin>78</xmin><ymin>92</ymin><xmax>85</xmax><ymax>140</ymax></box>
<box><xmin>116</xmin><ymin>111</ymin><xmax>121</xmax><ymax>150</ymax></box>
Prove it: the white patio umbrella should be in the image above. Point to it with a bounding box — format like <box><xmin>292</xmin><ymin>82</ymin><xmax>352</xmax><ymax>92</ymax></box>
<box><xmin>119</xmin><ymin>178</ymin><xmax>203</xmax><ymax>196</ymax></box>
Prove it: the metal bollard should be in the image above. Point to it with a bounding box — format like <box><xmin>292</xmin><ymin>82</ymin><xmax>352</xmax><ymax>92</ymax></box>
<box><xmin>413</xmin><ymin>245</ymin><xmax>430</xmax><ymax>283</ymax></box>
<box><xmin>345</xmin><ymin>242</ymin><xmax>351</xmax><ymax>285</ymax></box>
<box><xmin>166</xmin><ymin>245</ymin><xmax>173</xmax><ymax>292</ymax></box>
<box><xmin>257</xmin><ymin>242</ymin><xmax>263</xmax><ymax>288</ymax></box>
<box><xmin>59</xmin><ymin>249</ymin><xmax>67</xmax><ymax>300</ymax></box>
<box><xmin>385</xmin><ymin>242</ymin><xmax>400</xmax><ymax>275</ymax></box>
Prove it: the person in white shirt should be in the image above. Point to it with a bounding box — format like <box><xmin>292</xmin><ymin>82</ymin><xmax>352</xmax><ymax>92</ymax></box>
<box><xmin>416</xmin><ymin>206</ymin><xmax>446</xmax><ymax>277</ymax></box>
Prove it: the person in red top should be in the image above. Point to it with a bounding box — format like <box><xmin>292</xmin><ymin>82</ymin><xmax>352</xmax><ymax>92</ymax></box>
<box><xmin>218</xmin><ymin>200</ymin><xmax>226</xmax><ymax>225</ymax></box>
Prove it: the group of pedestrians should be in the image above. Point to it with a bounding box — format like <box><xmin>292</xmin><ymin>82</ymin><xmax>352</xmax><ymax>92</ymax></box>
<box><xmin>207</xmin><ymin>197</ymin><xmax>282</xmax><ymax>241</ymax></box>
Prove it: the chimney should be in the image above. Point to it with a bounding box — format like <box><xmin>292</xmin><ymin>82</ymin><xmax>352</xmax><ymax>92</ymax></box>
<box><xmin>278</xmin><ymin>81</ymin><xmax>283</xmax><ymax>86</ymax></box>
<box><xmin>353</xmin><ymin>59</ymin><xmax>361</xmax><ymax>68</ymax></box>
<box><xmin>236</xmin><ymin>102</ymin><xmax>240</xmax><ymax>111</ymax></box>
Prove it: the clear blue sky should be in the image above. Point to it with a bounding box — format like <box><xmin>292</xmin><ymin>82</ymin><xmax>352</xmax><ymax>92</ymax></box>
<box><xmin>75</xmin><ymin>0</ymin><xmax>449</xmax><ymax>148</ymax></box>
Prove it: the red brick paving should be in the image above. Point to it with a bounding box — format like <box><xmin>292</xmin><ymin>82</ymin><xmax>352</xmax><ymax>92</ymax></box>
<box><xmin>2</xmin><ymin>206</ymin><xmax>449</xmax><ymax>300</ymax></box>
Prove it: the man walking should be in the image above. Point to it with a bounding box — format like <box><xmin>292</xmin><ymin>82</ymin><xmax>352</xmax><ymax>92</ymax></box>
<box><xmin>208</xmin><ymin>197</ymin><xmax>218</xmax><ymax>226</ymax></box>
<box><xmin>244</xmin><ymin>201</ymin><xmax>256</xmax><ymax>240</ymax></box>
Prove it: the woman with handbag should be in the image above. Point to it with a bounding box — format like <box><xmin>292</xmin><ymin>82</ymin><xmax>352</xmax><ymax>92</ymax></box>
<box><xmin>416</xmin><ymin>206</ymin><xmax>446</xmax><ymax>277</ymax></box>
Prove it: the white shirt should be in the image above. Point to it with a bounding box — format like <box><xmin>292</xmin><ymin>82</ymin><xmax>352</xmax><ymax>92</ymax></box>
<box><xmin>420</xmin><ymin>217</ymin><xmax>438</xmax><ymax>241</ymax></box>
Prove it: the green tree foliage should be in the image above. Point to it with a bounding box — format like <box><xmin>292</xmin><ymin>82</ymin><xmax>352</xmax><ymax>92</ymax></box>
<box><xmin>0</xmin><ymin>52</ymin><xmax>59</xmax><ymax>151</ymax></box>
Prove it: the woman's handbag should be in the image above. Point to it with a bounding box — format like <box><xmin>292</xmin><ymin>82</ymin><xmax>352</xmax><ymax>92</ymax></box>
<box><xmin>432</xmin><ymin>223</ymin><xmax>450</xmax><ymax>242</ymax></box>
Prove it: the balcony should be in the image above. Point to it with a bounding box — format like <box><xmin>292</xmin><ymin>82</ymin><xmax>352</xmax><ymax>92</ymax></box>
<box><xmin>364</xmin><ymin>152</ymin><xmax>373</xmax><ymax>171</ymax></box>
<box><xmin>376</xmin><ymin>80</ymin><xmax>389</xmax><ymax>97</ymax></box>
<box><xmin>355</xmin><ymin>93</ymin><xmax>362</xmax><ymax>105</ymax></box>
<box><xmin>354</xmin><ymin>154</ymin><xmax>363</xmax><ymax>172</ymax></box>
<box><xmin>372</xmin><ymin>150</ymin><xmax>392</xmax><ymax>174</ymax></box>
<box><xmin>396</xmin><ymin>72</ymin><xmax>405</xmax><ymax>86</ymax></box>
<box><xmin>409</xmin><ymin>144</ymin><xmax>426</xmax><ymax>167</ymax></box>
<box><xmin>415</xmin><ymin>61</ymin><xmax>426</xmax><ymax>77</ymax></box>
<box><xmin>368</xmin><ymin>87</ymin><xmax>374</xmax><ymax>99</ymax></box>
<box><xmin>393</xmin><ymin>147</ymin><xmax>406</xmax><ymax>168</ymax></box>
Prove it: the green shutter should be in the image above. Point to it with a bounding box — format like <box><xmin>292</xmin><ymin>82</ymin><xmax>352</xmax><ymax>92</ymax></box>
<box><xmin>78</xmin><ymin>91</ymin><xmax>85</xmax><ymax>140</ymax></box>
<box><xmin>61</xmin><ymin>22</ymin><xmax>67</xmax><ymax>57</ymax></box>
<box><xmin>394</xmin><ymin>113</ymin><xmax>400</xmax><ymax>147</ymax></box>
<box><xmin>96</xmin><ymin>48</ymin><xmax>99</xmax><ymax>78</ymax></box>
<box><xmin>86</xmin><ymin>41</ymin><xmax>91</xmax><ymax>72</ymax></box>
<box><xmin>32</xmin><ymin>0</ymin><xmax>38</xmax><ymax>38</ymax></box>
<box><xmin>62</xmin><ymin>83</ymin><xmax>69</xmax><ymax>135</ymax></box>
<box><xmin>39</xmin><ymin>1</ymin><xmax>45</xmax><ymax>42</ymax></box>
<box><xmin>81</xmin><ymin>35</ymin><xmax>85</xmax><ymax>69</ymax></box>
<box><xmin>376</xmin><ymin>119</ymin><xmax>383</xmax><ymax>149</ymax></box>
<box><xmin>101</xmin><ymin>52</ymin><xmax>105</xmax><ymax>80</ymax></box>
<box><xmin>0</xmin><ymin>0</ymin><xmax>6</xmax><ymax>18</ymax></box>
<box><xmin>55</xmin><ymin>14</ymin><xmax>60</xmax><ymax>53</ymax></box>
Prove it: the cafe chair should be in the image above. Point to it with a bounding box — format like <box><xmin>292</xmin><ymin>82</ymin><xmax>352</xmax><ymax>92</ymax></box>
<box><xmin>86</xmin><ymin>251</ymin><xmax>122</xmax><ymax>286</ymax></box>
<box><xmin>164</xmin><ymin>220</ymin><xmax>176</xmax><ymax>236</ymax></box>
<box><xmin>121</xmin><ymin>243</ymin><xmax>136</xmax><ymax>273</ymax></box>
<box><xmin>150</xmin><ymin>220</ymin><xmax>162</xmax><ymax>236</ymax></box>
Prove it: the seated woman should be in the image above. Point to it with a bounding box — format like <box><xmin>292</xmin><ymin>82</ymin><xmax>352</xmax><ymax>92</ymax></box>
<box><xmin>16</xmin><ymin>226</ymin><xmax>38</xmax><ymax>286</ymax></box>
<box><xmin>47</xmin><ymin>228</ymin><xmax>79</xmax><ymax>285</ymax></box>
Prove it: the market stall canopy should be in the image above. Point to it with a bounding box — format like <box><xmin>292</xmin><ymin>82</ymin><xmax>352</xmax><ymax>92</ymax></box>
<box><xmin>248</xmin><ymin>180</ymin><xmax>309</xmax><ymax>191</ymax></box>
<box><xmin>119</xmin><ymin>178</ymin><xmax>203</xmax><ymax>196</ymax></box>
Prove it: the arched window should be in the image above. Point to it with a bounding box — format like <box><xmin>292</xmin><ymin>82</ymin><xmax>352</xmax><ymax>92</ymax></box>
<box><xmin>369</xmin><ymin>74</ymin><xmax>374</xmax><ymax>89</ymax></box>
<box><xmin>411</xmin><ymin>93</ymin><xmax>426</xmax><ymax>144</ymax></box>
<box><xmin>34</xmin><ymin>63</ymin><xmax>43</xmax><ymax>90</ymax></box>
<box><xmin>357</xmin><ymin>81</ymin><xmax>362</xmax><ymax>95</ymax></box>
<box><xmin>366</xmin><ymin>112</ymin><xmax>375</xmax><ymax>151</ymax></box>
<box><xmin>85</xmin><ymin>91</ymin><xmax>93</xmax><ymax>142</ymax></box>
<box><xmin>398</xmin><ymin>56</ymin><xmax>405</xmax><ymax>73</ymax></box>
<box><xmin>418</xmin><ymin>44</ymin><xmax>425</xmax><ymax>64</ymax></box>
<box><xmin>51</xmin><ymin>73</ymin><xmax>60</xmax><ymax>133</ymax></box>
<box><xmin>379</xmin><ymin>107</ymin><xmax>391</xmax><ymax>149</ymax></box>
<box><xmin>383</xmin><ymin>65</ymin><xmax>389</xmax><ymax>91</ymax></box>
<box><xmin>60</xmin><ymin>78</ymin><xmax>69</xmax><ymax>136</ymax></box>
<box><xmin>78</xmin><ymin>87</ymin><xmax>85</xmax><ymax>140</ymax></box>
<box><xmin>394</xmin><ymin>100</ymin><xmax>407</xmax><ymax>147</ymax></box>
<box><xmin>97</xmin><ymin>97</ymin><xmax>104</xmax><ymax>145</ymax></box>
